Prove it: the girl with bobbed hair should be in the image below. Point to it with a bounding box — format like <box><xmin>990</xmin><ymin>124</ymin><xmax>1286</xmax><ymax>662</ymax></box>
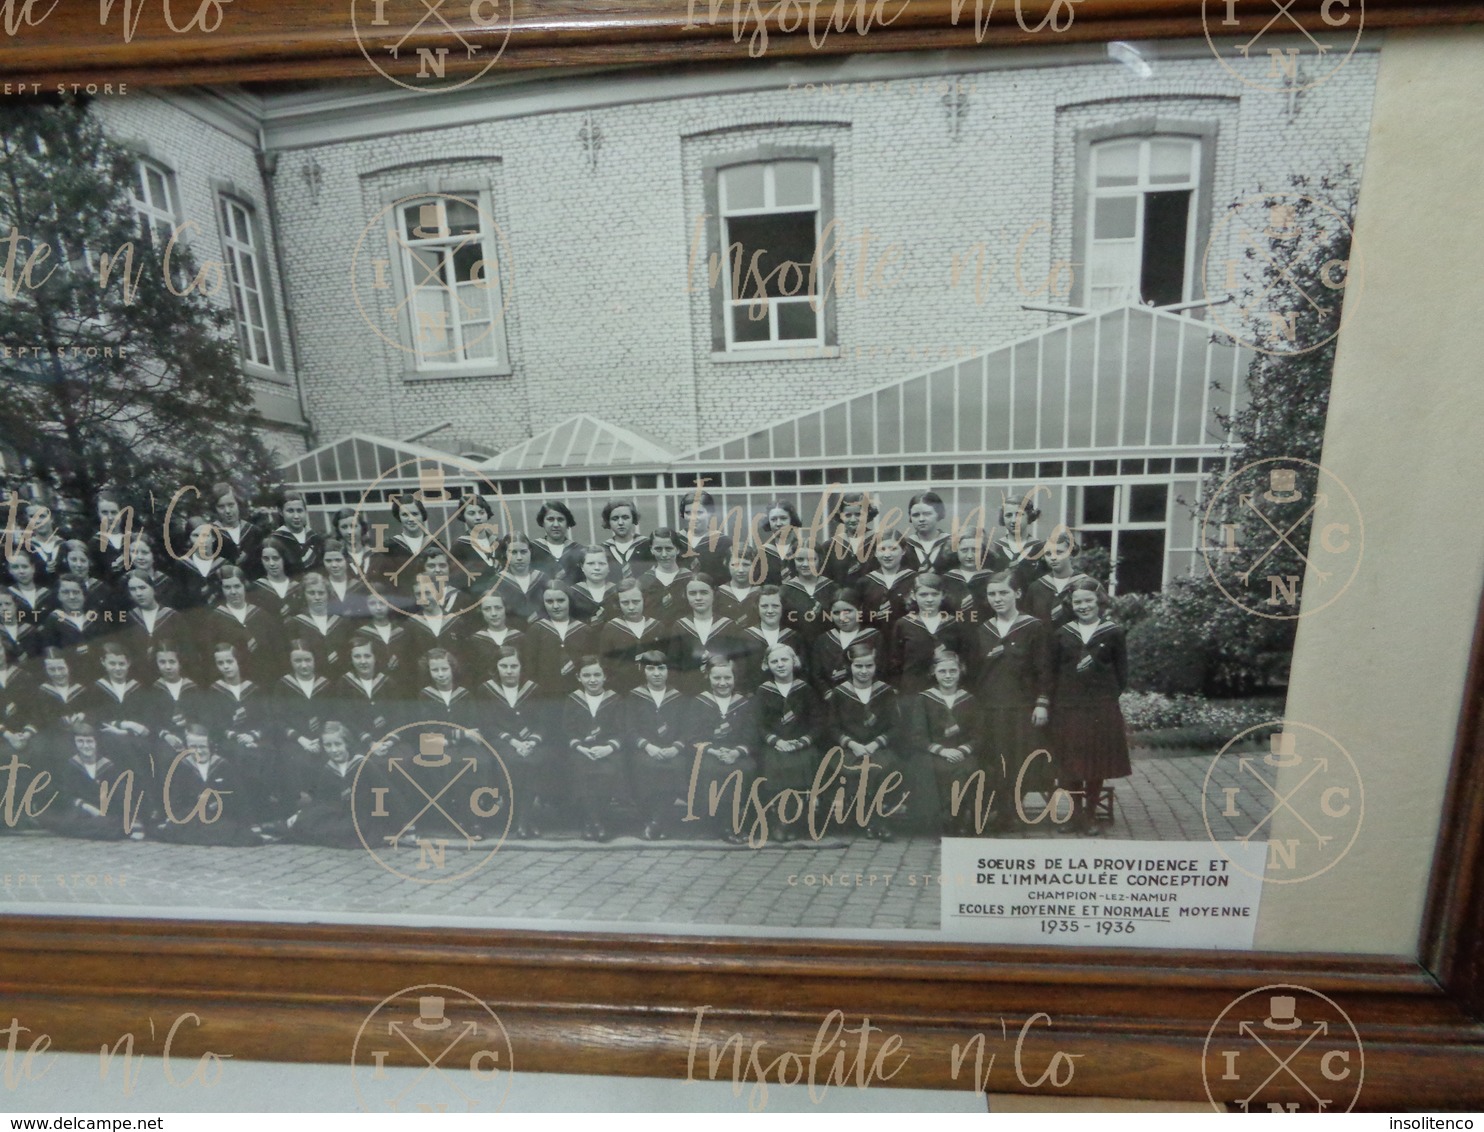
<box><xmin>903</xmin><ymin>490</ymin><xmax>955</xmax><ymax>575</ymax></box>
<box><xmin>1048</xmin><ymin>577</ymin><xmax>1131</xmax><ymax>836</ymax></box>
<box><xmin>531</xmin><ymin>500</ymin><xmax>585</xmax><ymax>584</ymax></box>
<box><xmin>270</xmin><ymin>489</ymin><xmax>324</xmax><ymax>577</ymax></box>
<box><xmin>756</xmin><ymin>498</ymin><xmax>803</xmax><ymax>587</ymax></box>
<box><xmin>819</xmin><ymin>490</ymin><xmax>881</xmax><ymax>587</ymax></box>
<box><xmin>600</xmin><ymin>499</ymin><xmax>650</xmax><ymax>581</ymax></box>
<box><xmin>985</xmin><ymin>488</ymin><xmax>1050</xmax><ymax>591</ymax></box>
<box><xmin>491</xmin><ymin>531</ymin><xmax>549</xmax><ymax>627</ymax></box>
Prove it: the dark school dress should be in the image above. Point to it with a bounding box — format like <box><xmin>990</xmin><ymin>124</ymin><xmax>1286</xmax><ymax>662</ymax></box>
<box><xmin>523</xmin><ymin>618</ymin><xmax>595</xmax><ymax>700</ymax></box>
<box><xmin>528</xmin><ymin>538</ymin><xmax>585</xmax><ymax>586</ymax></box>
<box><xmin>858</xmin><ymin>569</ymin><xmax>917</xmax><ymax>635</ymax></box>
<box><xmin>350</xmin><ymin>622</ymin><xmax>413</xmax><ymax>693</ymax></box>
<box><xmin>824</xmin><ymin>680</ymin><xmax>904</xmax><ymax>831</ymax></box>
<box><xmin>82</xmin><ymin>678</ymin><xmax>155</xmax><ymax>785</ymax></box>
<box><xmin>973</xmin><ymin>613</ymin><xmax>1053</xmax><ymax>799</ymax></box>
<box><xmin>902</xmin><ymin>686</ymin><xmax>983</xmax><ymax>835</ymax></box>
<box><xmin>121</xmin><ymin>604</ymin><xmax>190</xmax><ymax>674</ymax></box>
<box><xmin>733</xmin><ymin>626</ymin><xmax>802</xmax><ymax>693</ymax></box>
<box><xmin>902</xmin><ymin>534</ymin><xmax>955</xmax><ymax>575</ymax></box>
<box><xmin>174</xmin><ymin>558</ymin><xmax>227</xmax><ymax>611</ymax></box>
<box><xmin>214</xmin><ymin>521</ymin><xmax>265</xmax><ymax>576</ymax></box>
<box><xmin>887</xmin><ymin>613</ymin><xmax>968</xmax><ymax>694</ymax></box>
<box><xmin>250</xmin><ymin>578</ymin><xmax>301</xmax><ymax>623</ymax></box>
<box><xmin>940</xmin><ymin>569</ymin><xmax>989</xmax><ymax>618</ymax></box>
<box><xmin>714</xmin><ymin>584</ymin><xmax>760</xmax><ymax>630</ymax></box>
<box><xmin>816</xmin><ymin>529</ymin><xmax>874</xmax><ymax>587</ymax></box>
<box><xmin>206</xmin><ymin>678</ymin><xmax>276</xmax><ymax>821</ymax></box>
<box><xmin>41</xmin><ymin>754</ymin><xmax>136</xmax><ymax>840</ymax></box>
<box><xmin>490</xmin><ymin>570</ymin><xmax>550</xmax><ymax>628</ymax></box>
<box><xmin>205</xmin><ymin>602</ymin><xmax>280</xmax><ymax>683</ymax></box>
<box><xmin>452</xmin><ymin>536</ymin><xmax>503</xmax><ymax>599</ymax></box>
<box><xmin>637</xmin><ymin>567</ymin><xmax>695</xmax><ymax>626</ymax></box>
<box><xmin>985</xmin><ymin>536</ymin><xmax>1049</xmax><ymax>593</ymax></box>
<box><xmin>560</xmin><ymin>688</ymin><xmax>631</xmax><ymax>831</ymax></box>
<box><xmin>285</xmin><ymin>754</ymin><xmax>374</xmax><ymax>849</ymax></box>
<box><xmin>331</xmin><ymin>672</ymin><xmax>398</xmax><ymax>751</ymax></box>
<box><xmin>369</xmin><ymin>532</ymin><xmax>439</xmax><ymax>608</ymax></box>
<box><xmin>153</xmin><ymin>751</ymin><xmax>260</xmax><ymax>845</ymax></box>
<box><xmin>476</xmin><ymin>678</ymin><xmax>553</xmax><ymax>832</ymax></box>
<box><xmin>407</xmin><ymin>684</ymin><xmax>502</xmax><ymax>838</ymax></box>
<box><xmin>459</xmin><ymin>626</ymin><xmax>526</xmax><ymax>683</ymax></box>
<box><xmin>754</xmin><ymin>678</ymin><xmax>823</xmax><ymax>801</ymax></box>
<box><xmin>1021</xmin><ymin>574</ymin><xmax>1080</xmax><ymax>627</ymax></box>
<box><xmin>285</xmin><ymin>612</ymin><xmax>352</xmax><ymax>673</ymax></box>
<box><xmin>568</xmin><ymin>582</ymin><xmax>619</xmax><ymax>626</ymax></box>
<box><xmin>687</xmin><ymin>690</ymin><xmax>760</xmax><ymax>838</ymax></box>
<box><xmin>675</xmin><ymin>529</ymin><xmax>733</xmax><ymax>585</ymax></box>
<box><xmin>325</xmin><ymin>577</ymin><xmax>369</xmax><ymax>620</ymax></box>
<box><xmin>666</xmin><ymin>616</ymin><xmax>742</xmax><ymax>695</ymax></box>
<box><xmin>271</xmin><ymin>674</ymin><xmax>334</xmax><ymax>817</ymax></box>
<box><xmin>270</xmin><ymin>526</ymin><xmax>325</xmax><ymax>578</ymax></box>
<box><xmin>808</xmin><ymin>627</ymin><xmax>882</xmax><ymax>696</ymax></box>
<box><xmin>38</xmin><ymin>610</ymin><xmax>107</xmax><ymax>668</ymax></box>
<box><xmin>779</xmin><ymin>576</ymin><xmax>838</xmax><ymax>648</ymax></box>
<box><xmin>625</xmin><ymin>686</ymin><xmax>694</xmax><ymax>834</ymax></box>
<box><xmin>602</xmin><ymin>535</ymin><xmax>651</xmax><ymax>583</ymax></box>
<box><xmin>1049</xmin><ymin>620</ymin><xmax>1132</xmax><ymax>783</ymax></box>
<box><xmin>596</xmin><ymin>617</ymin><xmax>667</xmax><ymax>694</ymax></box>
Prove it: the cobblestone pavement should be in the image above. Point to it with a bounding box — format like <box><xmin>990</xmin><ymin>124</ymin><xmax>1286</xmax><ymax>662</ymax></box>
<box><xmin>1</xmin><ymin>749</ymin><xmax>1268</xmax><ymax>933</ymax></box>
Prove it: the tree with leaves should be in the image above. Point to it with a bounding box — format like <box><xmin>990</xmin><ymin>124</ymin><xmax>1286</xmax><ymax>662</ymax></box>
<box><xmin>1122</xmin><ymin>171</ymin><xmax>1358</xmax><ymax>696</ymax></box>
<box><xmin>0</xmin><ymin>95</ymin><xmax>273</xmax><ymax>525</ymax></box>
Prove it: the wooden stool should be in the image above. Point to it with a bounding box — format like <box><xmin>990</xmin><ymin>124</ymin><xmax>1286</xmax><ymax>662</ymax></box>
<box><xmin>1094</xmin><ymin>785</ymin><xmax>1116</xmax><ymax>823</ymax></box>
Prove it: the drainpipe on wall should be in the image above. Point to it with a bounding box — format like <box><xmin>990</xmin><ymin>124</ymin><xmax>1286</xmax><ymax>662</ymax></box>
<box><xmin>256</xmin><ymin>125</ymin><xmax>315</xmax><ymax>451</ymax></box>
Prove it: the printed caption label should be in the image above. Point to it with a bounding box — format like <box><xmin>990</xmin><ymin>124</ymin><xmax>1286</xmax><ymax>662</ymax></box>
<box><xmin>940</xmin><ymin>839</ymin><xmax>1265</xmax><ymax>949</ymax></box>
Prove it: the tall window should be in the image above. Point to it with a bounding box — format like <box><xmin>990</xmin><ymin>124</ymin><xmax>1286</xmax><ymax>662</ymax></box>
<box><xmin>219</xmin><ymin>196</ymin><xmax>276</xmax><ymax>370</ymax></box>
<box><xmin>133</xmin><ymin>159</ymin><xmax>179</xmax><ymax>250</ymax></box>
<box><xmin>1074</xmin><ymin>482</ymin><xmax>1169</xmax><ymax>595</ymax></box>
<box><xmin>395</xmin><ymin>194</ymin><xmax>504</xmax><ymax>370</ymax></box>
<box><xmin>1085</xmin><ymin>137</ymin><xmax>1199</xmax><ymax>309</ymax></box>
<box><xmin>718</xmin><ymin>160</ymin><xmax>822</xmax><ymax>349</ymax></box>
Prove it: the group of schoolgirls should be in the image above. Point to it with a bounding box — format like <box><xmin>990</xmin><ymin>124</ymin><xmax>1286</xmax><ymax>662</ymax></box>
<box><xmin>0</xmin><ymin>481</ymin><xmax>1132</xmax><ymax>847</ymax></box>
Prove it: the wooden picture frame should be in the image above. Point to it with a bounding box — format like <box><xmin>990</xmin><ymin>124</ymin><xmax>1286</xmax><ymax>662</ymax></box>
<box><xmin>1</xmin><ymin>1</ymin><xmax>1482</xmax><ymax>1111</ymax></box>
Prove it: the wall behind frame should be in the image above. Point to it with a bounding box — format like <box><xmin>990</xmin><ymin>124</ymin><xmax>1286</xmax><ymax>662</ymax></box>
<box><xmin>1253</xmin><ymin>27</ymin><xmax>1484</xmax><ymax>954</ymax></box>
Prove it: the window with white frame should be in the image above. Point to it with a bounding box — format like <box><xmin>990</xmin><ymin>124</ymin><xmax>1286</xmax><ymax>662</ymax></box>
<box><xmin>1085</xmin><ymin>137</ymin><xmax>1200</xmax><ymax>309</ymax></box>
<box><xmin>133</xmin><ymin>159</ymin><xmax>179</xmax><ymax>251</ymax></box>
<box><xmin>218</xmin><ymin>195</ymin><xmax>277</xmax><ymax>370</ymax></box>
<box><xmin>718</xmin><ymin>160</ymin><xmax>823</xmax><ymax>349</ymax></box>
<box><xmin>1073</xmin><ymin>481</ymin><xmax>1170</xmax><ymax>595</ymax></box>
<box><xmin>394</xmin><ymin>194</ymin><xmax>505</xmax><ymax>371</ymax></box>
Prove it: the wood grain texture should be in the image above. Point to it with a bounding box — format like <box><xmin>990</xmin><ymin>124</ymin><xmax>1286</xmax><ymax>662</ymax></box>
<box><xmin>1</xmin><ymin>0</ymin><xmax>1483</xmax><ymax>1110</ymax></box>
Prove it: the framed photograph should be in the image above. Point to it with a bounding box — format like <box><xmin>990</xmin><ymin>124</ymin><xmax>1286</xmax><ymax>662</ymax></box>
<box><xmin>0</xmin><ymin>0</ymin><xmax>1481</xmax><ymax>1112</ymax></box>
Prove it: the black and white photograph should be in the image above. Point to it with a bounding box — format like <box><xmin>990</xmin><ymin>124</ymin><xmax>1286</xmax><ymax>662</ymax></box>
<box><xmin>0</xmin><ymin>37</ymin><xmax>1381</xmax><ymax>941</ymax></box>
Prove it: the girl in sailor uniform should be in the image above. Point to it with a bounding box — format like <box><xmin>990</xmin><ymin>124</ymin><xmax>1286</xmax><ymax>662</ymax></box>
<box><xmin>734</xmin><ymin>585</ymin><xmax>801</xmax><ymax>694</ymax></box>
<box><xmin>84</xmin><ymin>642</ymin><xmax>154</xmax><ymax>787</ymax></box>
<box><xmin>0</xmin><ymin>590</ymin><xmax>39</xmax><ymax>666</ymax></box>
<box><xmin>600</xmin><ymin>499</ymin><xmax>650</xmax><ymax>582</ymax></box>
<box><xmin>454</xmin><ymin>493</ymin><xmax>505</xmax><ymax>599</ymax></box>
<box><xmin>319</xmin><ymin>538</ymin><xmax>367</xmax><ymax>620</ymax></box>
<box><xmin>985</xmin><ymin>492</ymin><xmax>1049</xmax><ymax>593</ymax></box>
<box><xmin>19</xmin><ymin>502</ymin><xmax>66</xmax><ymax>584</ymax></box>
<box><xmin>569</xmin><ymin>545</ymin><xmax>619</xmax><ymax>624</ymax></box>
<box><xmin>625</xmin><ymin>650</ymin><xmax>694</xmax><ymax>840</ymax></box>
<box><xmin>122</xmin><ymin>570</ymin><xmax>186</xmax><ymax>675</ymax></box>
<box><xmin>902</xmin><ymin>647</ymin><xmax>981</xmax><ymax>837</ymax></box>
<box><xmin>940</xmin><ymin>533</ymin><xmax>990</xmax><ymax>618</ymax></box>
<box><xmin>887</xmin><ymin>573</ymin><xmax>967</xmax><ymax>693</ymax></box>
<box><xmin>688</xmin><ymin>656</ymin><xmax>760</xmax><ymax>842</ymax></box>
<box><xmin>754</xmin><ymin>643</ymin><xmax>822</xmax><ymax>841</ymax></box>
<box><xmin>779</xmin><ymin>544</ymin><xmax>837</xmax><ymax>649</ymax></box>
<box><xmin>351</xmin><ymin>592</ymin><xmax>411</xmax><ymax>694</ymax></box>
<box><xmin>120</xmin><ymin>535</ymin><xmax>183</xmax><ymax>612</ymax></box>
<box><xmin>152</xmin><ymin>720</ymin><xmax>259</xmax><ymax>846</ymax></box>
<box><xmin>561</xmin><ymin>656</ymin><xmax>629</xmax><ymax>842</ymax></box>
<box><xmin>676</xmin><ymin>489</ymin><xmax>734</xmax><ymax>583</ymax></box>
<box><xmin>412</xmin><ymin>651</ymin><xmax>494</xmax><ymax>840</ymax></box>
<box><xmin>33</xmin><ymin>648</ymin><xmax>91</xmax><ymax>771</ymax></box>
<box><xmin>818</xmin><ymin>491</ymin><xmax>879</xmax><ymax>587</ymax></box>
<box><xmin>205</xmin><ymin>642</ymin><xmax>274</xmax><ymax>822</ymax></box>
<box><xmin>477</xmin><ymin>645</ymin><xmax>552</xmax><ymax>838</ymax></box>
<box><xmin>288</xmin><ymin>572</ymin><xmax>351</xmax><ymax>673</ymax></box>
<box><xmin>405</xmin><ymin>574</ymin><xmax>466</xmax><ymax>660</ymax></box>
<box><xmin>0</xmin><ymin>644</ymin><xmax>36</xmax><ymax>757</ymax></box>
<box><xmin>39</xmin><ymin>574</ymin><xmax>105</xmax><ymax>665</ymax></box>
<box><xmin>252</xmin><ymin>537</ymin><xmax>301</xmax><ymax>621</ymax></box>
<box><xmin>270</xmin><ymin>721</ymin><xmax>376</xmax><ymax>849</ymax></box>
<box><xmin>333</xmin><ymin>507</ymin><xmax>374</xmax><ymax>582</ymax></box>
<box><xmin>1021</xmin><ymin>530</ymin><xmax>1088</xmax><ymax>627</ymax></box>
<box><xmin>460</xmin><ymin>591</ymin><xmax>526</xmax><ymax>679</ymax></box>
<box><xmin>669</xmin><ymin>573</ymin><xmax>741</xmax><ymax>695</ymax></box>
<box><xmin>5</xmin><ymin>550</ymin><xmax>53</xmax><ymax>622</ymax></box>
<box><xmin>273</xmin><ymin>639</ymin><xmax>335</xmax><ymax>814</ymax></box>
<box><xmin>637</xmin><ymin>528</ymin><xmax>694</xmax><ymax>625</ymax></box>
<box><xmin>333</xmin><ymin>638</ymin><xmax>397</xmax><ymax>756</ymax></box>
<box><xmin>270</xmin><ymin>490</ymin><xmax>324</xmax><ymax>578</ymax></box>
<box><xmin>369</xmin><ymin>493</ymin><xmax>435</xmax><ymax>602</ymax></box>
<box><xmin>173</xmin><ymin>517</ymin><xmax>227</xmax><ymax>610</ymax></box>
<box><xmin>715</xmin><ymin>546</ymin><xmax>762</xmax><ymax>629</ymax></box>
<box><xmin>490</xmin><ymin>533</ymin><xmax>549</xmax><ymax>627</ymax></box>
<box><xmin>211</xmin><ymin>482</ymin><xmax>264</xmax><ymax>576</ymax></box>
<box><xmin>90</xmin><ymin>493</ymin><xmax>134</xmax><ymax>583</ymax></box>
<box><xmin>974</xmin><ymin>570</ymin><xmax>1052</xmax><ymax>825</ymax></box>
<box><xmin>824</xmin><ymin>641</ymin><xmax>903</xmax><ymax>840</ymax></box>
<box><xmin>597</xmin><ymin>578</ymin><xmax>666</xmax><ymax>695</ymax></box>
<box><xmin>903</xmin><ymin>491</ymin><xmax>955</xmax><ymax>575</ymax></box>
<box><xmin>41</xmin><ymin>724</ymin><xmax>140</xmax><ymax>840</ymax></box>
<box><xmin>209</xmin><ymin>565</ymin><xmax>276</xmax><ymax>683</ymax></box>
<box><xmin>60</xmin><ymin>540</ymin><xmax>111</xmax><ymax>615</ymax></box>
<box><xmin>757</xmin><ymin>499</ymin><xmax>803</xmax><ymax>587</ymax></box>
<box><xmin>529</xmin><ymin>500</ymin><xmax>586</xmax><ymax>585</ymax></box>
<box><xmin>1049</xmin><ymin>578</ymin><xmax>1131</xmax><ymax>836</ymax></box>
<box><xmin>809</xmin><ymin>587</ymin><xmax>884</xmax><ymax>695</ymax></box>
<box><xmin>858</xmin><ymin>529</ymin><xmax>917</xmax><ymax>635</ymax></box>
<box><xmin>524</xmin><ymin>584</ymin><xmax>594</xmax><ymax>699</ymax></box>
<box><xmin>144</xmin><ymin>641</ymin><xmax>207</xmax><ymax>753</ymax></box>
